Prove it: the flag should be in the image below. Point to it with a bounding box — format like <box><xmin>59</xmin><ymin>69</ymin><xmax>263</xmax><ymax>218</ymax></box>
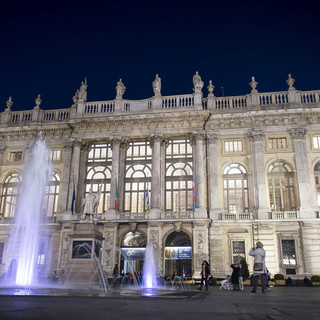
<box><xmin>146</xmin><ymin>181</ymin><xmax>150</xmax><ymax>213</ymax></box>
<box><xmin>115</xmin><ymin>180</ymin><xmax>118</xmax><ymax>213</ymax></box>
<box><xmin>192</xmin><ymin>176</ymin><xmax>196</xmax><ymax>212</ymax></box>
<box><xmin>71</xmin><ymin>177</ymin><xmax>76</xmax><ymax>215</ymax></box>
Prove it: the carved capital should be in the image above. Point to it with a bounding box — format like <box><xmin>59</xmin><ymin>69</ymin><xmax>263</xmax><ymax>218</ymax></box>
<box><xmin>190</xmin><ymin>132</ymin><xmax>205</xmax><ymax>145</ymax></box>
<box><xmin>150</xmin><ymin>133</ymin><xmax>163</xmax><ymax>149</ymax></box>
<box><xmin>249</xmin><ymin>130</ymin><xmax>264</xmax><ymax>142</ymax></box>
<box><xmin>63</xmin><ymin>144</ymin><xmax>73</xmax><ymax>152</ymax></box>
<box><xmin>72</xmin><ymin>139</ymin><xmax>83</xmax><ymax>149</ymax></box>
<box><xmin>206</xmin><ymin>133</ymin><xmax>219</xmax><ymax>144</ymax></box>
<box><xmin>160</xmin><ymin>138</ymin><xmax>169</xmax><ymax>149</ymax></box>
<box><xmin>290</xmin><ymin>127</ymin><xmax>306</xmax><ymax>140</ymax></box>
<box><xmin>120</xmin><ymin>139</ymin><xmax>129</xmax><ymax>150</ymax></box>
<box><xmin>111</xmin><ymin>138</ymin><xmax>121</xmax><ymax>150</ymax></box>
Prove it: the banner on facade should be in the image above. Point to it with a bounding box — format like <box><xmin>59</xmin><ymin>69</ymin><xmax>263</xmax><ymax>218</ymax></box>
<box><xmin>164</xmin><ymin>247</ymin><xmax>192</xmax><ymax>260</ymax></box>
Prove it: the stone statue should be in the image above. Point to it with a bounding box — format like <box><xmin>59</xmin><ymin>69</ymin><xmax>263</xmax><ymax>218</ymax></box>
<box><xmin>81</xmin><ymin>186</ymin><xmax>102</xmax><ymax>220</ymax></box>
<box><xmin>78</xmin><ymin>78</ymin><xmax>88</xmax><ymax>101</ymax></box>
<box><xmin>193</xmin><ymin>71</ymin><xmax>204</xmax><ymax>93</ymax></box>
<box><xmin>152</xmin><ymin>74</ymin><xmax>161</xmax><ymax>96</ymax></box>
<box><xmin>116</xmin><ymin>78</ymin><xmax>126</xmax><ymax>98</ymax></box>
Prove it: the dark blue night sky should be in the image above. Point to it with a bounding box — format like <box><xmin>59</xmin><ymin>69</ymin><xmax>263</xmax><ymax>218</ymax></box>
<box><xmin>1</xmin><ymin>0</ymin><xmax>320</xmax><ymax>111</ymax></box>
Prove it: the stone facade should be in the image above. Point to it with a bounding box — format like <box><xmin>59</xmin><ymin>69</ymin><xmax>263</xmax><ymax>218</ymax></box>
<box><xmin>0</xmin><ymin>73</ymin><xmax>320</xmax><ymax>281</ymax></box>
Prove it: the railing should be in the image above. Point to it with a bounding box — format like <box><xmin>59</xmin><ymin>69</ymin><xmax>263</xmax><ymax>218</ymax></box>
<box><xmin>84</xmin><ymin>101</ymin><xmax>115</xmax><ymax>114</ymax></box>
<box><xmin>43</xmin><ymin>109</ymin><xmax>70</xmax><ymax>121</ymax></box>
<box><xmin>118</xmin><ymin>212</ymin><xmax>146</xmax><ymax>220</ymax></box>
<box><xmin>215</xmin><ymin>96</ymin><xmax>247</xmax><ymax>109</ymax></box>
<box><xmin>10</xmin><ymin>111</ymin><xmax>33</xmax><ymax>123</ymax></box>
<box><xmin>223</xmin><ymin>213</ymin><xmax>252</xmax><ymax>220</ymax></box>
<box><xmin>271</xmin><ymin>211</ymin><xmax>299</xmax><ymax>219</ymax></box>
<box><xmin>162</xmin><ymin>95</ymin><xmax>194</xmax><ymax>108</ymax></box>
<box><xmin>259</xmin><ymin>92</ymin><xmax>288</xmax><ymax>105</ymax></box>
<box><xmin>3</xmin><ymin>90</ymin><xmax>320</xmax><ymax>126</ymax></box>
<box><xmin>162</xmin><ymin>211</ymin><xmax>194</xmax><ymax>219</ymax></box>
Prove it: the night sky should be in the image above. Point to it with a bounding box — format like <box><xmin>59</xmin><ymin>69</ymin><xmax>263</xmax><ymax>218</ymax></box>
<box><xmin>1</xmin><ymin>0</ymin><xmax>320</xmax><ymax>112</ymax></box>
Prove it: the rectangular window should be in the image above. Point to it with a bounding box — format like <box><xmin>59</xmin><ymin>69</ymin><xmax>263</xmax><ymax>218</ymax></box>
<box><xmin>9</xmin><ymin>152</ymin><xmax>22</xmax><ymax>162</ymax></box>
<box><xmin>281</xmin><ymin>239</ymin><xmax>296</xmax><ymax>265</ymax></box>
<box><xmin>312</xmin><ymin>136</ymin><xmax>320</xmax><ymax>149</ymax></box>
<box><xmin>232</xmin><ymin>241</ymin><xmax>245</xmax><ymax>263</ymax></box>
<box><xmin>50</xmin><ymin>150</ymin><xmax>61</xmax><ymax>162</ymax></box>
<box><xmin>224</xmin><ymin>140</ymin><xmax>243</xmax><ymax>153</ymax></box>
<box><xmin>0</xmin><ymin>243</ymin><xmax>4</xmax><ymax>264</ymax></box>
<box><xmin>268</xmin><ymin>138</ymin><xmax>287</xmax><ymax>149</ymax></box>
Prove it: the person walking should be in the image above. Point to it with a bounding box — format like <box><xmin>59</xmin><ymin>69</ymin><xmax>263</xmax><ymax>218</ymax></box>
<box><xmin>249</xmin><ymin>241</ymin><xmax>267</xmax><ymax>293</ymax></box>
<box><xmin>198</xmin><ymin>260</ymin><xmax>210</xmax><ymax>291</ymax></box>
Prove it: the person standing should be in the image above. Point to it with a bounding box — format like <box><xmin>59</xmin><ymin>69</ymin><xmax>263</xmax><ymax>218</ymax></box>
<box><xmin>113</xmin><ymin>264</ymin><xmax>119</xmax><ymax>287</ymax></box>
<box><xmin>238</xmin><ymin>263</ymin><xmax>244</xmax><ymax>291</ymax></box>
<box><xmin>198</xmin><ymin>260</ymin><xmax>210</xmax><ymax>291</ymax></box>
<box><xmin>249</xmin><ymin>241</ymin><xmax>267</xmax><ymax>293</ymax></box>
<box><xmin>231</xmin><ymin>263</ymin><xmax>240</xmax><ymax>290</ymax></box>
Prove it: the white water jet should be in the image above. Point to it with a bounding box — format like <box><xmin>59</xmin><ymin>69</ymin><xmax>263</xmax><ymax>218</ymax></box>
<box><xmin>142</xmin><ymin>244</ymin><xmax>158</xmax><ymax>289</ymax></box>
<box><xmin>6</xmin><ymin>138</ymin><xmax>52</xmax><ymax>287</ymax></box>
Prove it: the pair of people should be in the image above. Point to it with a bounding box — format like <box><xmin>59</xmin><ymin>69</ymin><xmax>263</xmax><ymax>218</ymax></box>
<box><xmin>230</xmin><ymin>263</ymin><xmax>244</xmax><ymax>290</ymax></box>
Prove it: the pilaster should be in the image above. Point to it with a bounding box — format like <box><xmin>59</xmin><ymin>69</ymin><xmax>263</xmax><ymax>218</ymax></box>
<box><xmin>249</xmin><ymin>130</ymin><xmax>269</xmax><ymax>219</ymax></box>
<box><xmin>290</xmin><ymin>128</ymin><xmax>316</xmax><ymax>218</ymax></box>
<box><xmin>59</xmin><ymin>144</ymin><xmax>72</xmax><ymax>212</ymax></box>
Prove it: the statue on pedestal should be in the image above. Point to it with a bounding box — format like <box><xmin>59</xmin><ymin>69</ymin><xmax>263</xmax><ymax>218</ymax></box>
<box><xmin>152</xmin><ymin>74</ymin><xmax>161</xmax><ymax>96</ymax></box>
<box><xmin>78</xmin><ymin>78</ymin><xmax>88</xmax><ymax>101</ymax></box>
<box><xmin>116</xmin><ymin>78</ymin><xmax>126</xmax><ymax>99</ymax></box>
<box><xmin>81</xmin><ymin>186</ymin><xmax>102</xmax><ymax>221</ymax></box>
<box><xmin>193</xmin><ymin>71</ymin><xmax>204</xmax><ymax>93</ymax></box>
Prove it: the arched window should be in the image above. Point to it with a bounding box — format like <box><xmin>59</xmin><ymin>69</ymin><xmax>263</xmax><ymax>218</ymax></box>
<box><xmin>0</xmin><ymin>172</ymin><xmax>22</xmax><ymax>218</ymax></box>
<box><xmin>85</xmin><ymin>143</ymin><xmax>112</xmax><ymax>214</ymax></box>
<box><xmin>314</xmin><ymin>161</ymin><xmax>320</xmax><ymax>206</ymax></box>
<box><xmin>125</xmin><ymin>141</ymin><xmax>152</xmax><ymax>214</ymax></box>
<box><xmin>268</xmin><ymin>161</ymin><xmax>297</xmax><ymax>211</ymax></box>
<box><xmin>43</xmin><ymin>172</ymin><xmax>60</xmax><ymax>218</ymax></box>
<box><xmin>223</xmin><ymin>163</ymin><xmax>249</xmax><ymax>214</ymax></box>
<box><xmin>165</xmin><ymin>140</ymin><xmax>193</xmax><ymax>212</ymax></box>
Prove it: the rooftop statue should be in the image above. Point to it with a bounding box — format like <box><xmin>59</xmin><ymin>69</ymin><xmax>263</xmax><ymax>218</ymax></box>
<box><xmin>116</xmin><ymin>78</ymin><xmax>126</xmax><ymax>99</ymax></box>
<box><xmin>193</xmin><ymin>71</ymin><xmax>204</xmax><ymax>93</ymax></box>
<box><xmin>152</xmin><ymin>74</ymin><xmax>161</xmax><ymax>96</ymax></box>
<box><xmin>81</xmin><ymin>186</ymin><xmax>102</xmax><ymax>221</ymax></box>
<box><xmin>78</xmin><ymin>78</ymin><xmax>88</xmax><ymax>101</ymax></box>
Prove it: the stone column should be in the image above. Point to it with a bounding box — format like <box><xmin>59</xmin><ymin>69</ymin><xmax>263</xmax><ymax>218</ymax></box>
<box><xmin>150</xmin><ymin>134</ymin><xmax>162</xmax><ymax>219</ymax></box>
<box><xmin>160</xmin><ymin>138</ymin><xmax>168</xmax><ymax>213</ymax></box>
<box><xmin>249</xmin><ymin>131</ymin><xmax>269</xmax><ymax>219</ymax></box>
<box><xmin>192</xmin><ymin>221</ymin><xmax>210</xmax><ymax>279</ymax></box>
<box><xmin>191</xmin><ymin>133</ymin><xmax>207</xmax><ymax>218</ymax></box>
<box><xmin>107</xmin><ymin>138</ymin><xmax>120</xmax><ymax>219</ymax></box>
<box><xmin>59</xmin><ymin>144</ymin><xmax>72</xmax><ymax>212</ymax></box>
<box><xmin>207</xmin><ymin>134</ymin><xmax>223</xmax><ymax>220</ymax></box>
<box><xmin>118</xmin><ymin>140</ymin><xmax>129</xmax><ymax>213</ymax></box>
<box><xmin>290</xmin><ymin>128</ymin><xmax>316</xmax><ymax>218</ymax></box>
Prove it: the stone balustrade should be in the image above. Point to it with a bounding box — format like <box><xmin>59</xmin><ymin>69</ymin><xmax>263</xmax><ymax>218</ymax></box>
<box><xmin>1</xmin><ymin>89</ymin><xmax>320</xmax><ymax>126</ymax></box>
<box><xmin>271</xmin><ymin>211</ymin><xmax>300</xmax><ymax>219</ymax></box>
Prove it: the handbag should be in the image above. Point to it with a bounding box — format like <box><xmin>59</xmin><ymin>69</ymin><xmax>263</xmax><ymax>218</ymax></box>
<box><xmin>254</xmin><ymin>262</ymin><xmax>263</xmax><ymax>271</ymax></box>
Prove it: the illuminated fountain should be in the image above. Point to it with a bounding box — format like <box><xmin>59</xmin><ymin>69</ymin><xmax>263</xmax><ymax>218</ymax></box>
<box><xmin>142</xmin><ymin>244</ymin><xmax>158</xmax><ymax>289</ymax></box>
<box><xmin>4</xmin><ymin>138</ymin><xmax>53</xmax><ymax>287</ymax></box>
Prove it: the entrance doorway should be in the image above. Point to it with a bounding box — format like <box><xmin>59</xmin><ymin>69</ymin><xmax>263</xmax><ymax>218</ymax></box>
<box><xmin>120</xmin><ymin>231</ymin><xmax>146</xmax><ymax>275</ymax></box>
<box><xmin>164</xmin><ymin>231</ymin><xmax>192</xmax><ymax>278</ymax></box>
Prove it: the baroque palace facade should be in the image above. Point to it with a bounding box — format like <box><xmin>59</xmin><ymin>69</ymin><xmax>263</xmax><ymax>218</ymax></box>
<box><xmin>0</xmin><ymin>72</ymin><xmax>320</xmax><ymax>281</ymax></box>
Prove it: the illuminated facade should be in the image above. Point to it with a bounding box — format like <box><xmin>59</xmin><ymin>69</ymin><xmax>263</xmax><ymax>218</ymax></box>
<box><xmin>0</xmin><ymin>73</ymin><xmax>320</xmax><ymax>281</ymax></box>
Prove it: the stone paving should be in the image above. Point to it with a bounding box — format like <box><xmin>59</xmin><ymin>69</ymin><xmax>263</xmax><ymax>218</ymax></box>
<box><xmin>0</xmin><ymin>286</ymin><xmax>319</xmax><ymax>320</ymax></box>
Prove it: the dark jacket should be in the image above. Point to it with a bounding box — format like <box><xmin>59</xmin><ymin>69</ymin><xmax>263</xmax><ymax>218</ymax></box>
<box><xmin>231</xmin><ymin>264</ymin><xmax>240</xmax><ymax>284</ymax></box>
<box><xmin>201</xmin><ymin>264</ymin><xmax>210</xmax><ymax>278</ymax></box>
